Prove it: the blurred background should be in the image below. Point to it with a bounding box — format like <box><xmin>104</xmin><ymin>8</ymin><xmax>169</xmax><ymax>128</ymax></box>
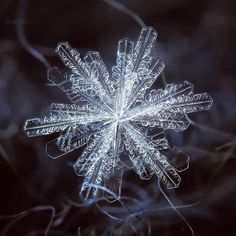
<box><xmin>0</xmin><ymin>0</ymin><xmax>236</xmax><ymax>235</ymax></box>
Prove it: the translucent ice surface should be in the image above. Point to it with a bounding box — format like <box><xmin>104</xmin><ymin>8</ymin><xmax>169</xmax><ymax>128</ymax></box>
<box><xmin>24</xmin><ymin>27</ymin><xmax>213</xmax><ymax>201</ymax></box>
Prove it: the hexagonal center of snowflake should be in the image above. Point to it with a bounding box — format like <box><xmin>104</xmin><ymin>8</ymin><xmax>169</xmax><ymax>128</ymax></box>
<box><xmin>111</xmin><ymin>104</ymin><xmax>141</xmax><ymax>126</ymax></box>
<box><xmin>115</xmin><ymin>112</ymin><xmax>122</xmax><ymax>122</ymax></box>
<box><xmin>113</xmin><ymin>111</ymin><xmax>124</xmax><ymax>124</ymax></box>
<box><xmin>112</xmin><ymin>104</ymin><xmax>141</xmax><ymax>125</ymax></box>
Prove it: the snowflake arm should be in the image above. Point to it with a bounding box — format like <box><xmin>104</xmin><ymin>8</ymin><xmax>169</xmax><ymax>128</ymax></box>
<box><xmin>124</xmin><ymin>27</ymin><xmax>165</xmax><ymax>110</ymax></box>
<box><xmin>124</xmin><ymin>81</ymin><xmax>213</xmax><ymax>131</ymax></box>
<box><xmin>46</xmin><ymin>126</ymin><xmax>93</xmax><ymax>159</ymax></box>
<box><xmin>24</xmin><ymin>116</ymin><xmax>78</xmax><ymax>137</ymax></box>
<box><xmin>124</xmin><ymin>123</ymin><xmax>182</xmax><ymax>188</ymax></box>
<box><xmin>112</xmin><ymin>27</ymin><xmax>165</xmax><ymax>114</ymax></box>
<box><xmin>84</xmin><ymin>51</ymin><xmax>115</xmax><ymax>104</ymax></box>
<box><xmin>56</xmin><ymin>42</ymin><xmax>114</xmax><ymax>110</ymax></box>
<box><xmin>24</xmin><ymin>103</ymin><xmax>111</xmax><ymax>137</ymax></box>
<box><xmin>74</xmin><ymin>125</ymin><xmax>123</xmax><ymax>201</ymax></box>
<box><xmin>112</xmin><ymin>38</ymin><xmax>134</xmax><ymax>113</ymax></box>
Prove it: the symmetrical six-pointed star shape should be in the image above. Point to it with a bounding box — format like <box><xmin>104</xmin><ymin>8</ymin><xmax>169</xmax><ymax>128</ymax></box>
<box><xmin>24</xmin><ymin>27</ymin><xmax>213</xmax><ymax>201</ymax></box>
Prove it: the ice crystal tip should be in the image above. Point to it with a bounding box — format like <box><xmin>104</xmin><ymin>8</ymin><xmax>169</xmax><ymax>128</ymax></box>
<box><xmin>24</xmin><ymin>27</ymin><xmax>213</xmax><ymax>201</ymax></box>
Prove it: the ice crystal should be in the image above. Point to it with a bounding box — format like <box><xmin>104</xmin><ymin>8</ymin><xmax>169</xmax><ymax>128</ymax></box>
<box><xmin>24</xmin><ymin>27</ymin><xmax>213</xmax><ymax>201</ymax></box>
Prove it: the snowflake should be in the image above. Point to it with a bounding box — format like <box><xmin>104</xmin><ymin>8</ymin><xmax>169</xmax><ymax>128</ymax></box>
<box><xmin>24</xmin><ymin>27</ymin><xmax>213</xmax><ymax>201</ymax></box>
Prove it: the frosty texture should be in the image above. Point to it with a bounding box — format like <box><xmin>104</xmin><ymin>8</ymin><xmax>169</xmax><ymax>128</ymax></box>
<box><xmin>24</xmin><ymin>27</ymin><xmax>213</xmax><ymax>201</ymax></box>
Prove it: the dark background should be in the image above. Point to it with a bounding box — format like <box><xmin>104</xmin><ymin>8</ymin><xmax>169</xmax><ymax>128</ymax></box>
<box><xmin>0</xmin><ymin>0</ymin><xmax>236</xmax><ymax>235</ymax></box>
